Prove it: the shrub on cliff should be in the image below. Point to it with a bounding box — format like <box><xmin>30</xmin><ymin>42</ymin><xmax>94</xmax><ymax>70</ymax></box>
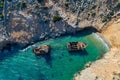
<box><xmin>91</xmin><ymin>12</ymin><xmax>96</xmax><ymax>17</ymax></box>
<box><xmin>114</xmin><ymin>2</ymin><xmax>120</xmax><ymax>9</ymax></box>
<box><xmin>21</xmin><ymin>2</ymin><xmax>27</xmax><ymax>10</ymax></box>
<box><xmin>0</xmin><ymin>13</ymin><xmax>4</xmax><ymax>21</ymax></box>
<box><xmin>53</xmin><ymin>15</ymin><xmax>62</xmax><ymax>22</ymax></box>
<box><xmin>0</xmin><ymin>1</ymin><xmax>4</xmax><ymax>8</ymax></box>
<box><xmin>102</xmin><ymin>11</ymin><xmax>114</xmax><ymax>23</ymax></box>
<box><xmin>37</xmin><ymin>0</ymin><xmax>43</xmax><ymax>3</ymax></box>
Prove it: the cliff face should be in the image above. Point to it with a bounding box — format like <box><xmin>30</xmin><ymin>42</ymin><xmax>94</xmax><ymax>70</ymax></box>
<box><xmin>0</xmin><ymin>0</ymin><xmax>120</xmax><ymax>49</ymax></box>
<box><xmin>55</xmin><ymin>0</ymin><xmax>119</xmax><ymax>29</ymax></box>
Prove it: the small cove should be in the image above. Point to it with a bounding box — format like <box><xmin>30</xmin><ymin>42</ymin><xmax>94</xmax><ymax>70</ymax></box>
<box><xmin>0</xmin><ymin>30</ymin><xmax>109</xmax><ymax>80</ymax></box>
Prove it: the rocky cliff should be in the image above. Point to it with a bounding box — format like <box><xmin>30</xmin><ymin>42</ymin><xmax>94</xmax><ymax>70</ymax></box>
<box><xmin>0</xmin><ymin>0</ymin><xmax>120</xmax><ymax>51</ymax></box>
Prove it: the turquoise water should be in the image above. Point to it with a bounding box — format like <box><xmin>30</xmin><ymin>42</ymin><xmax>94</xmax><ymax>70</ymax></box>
<box><xmin>0</xmin><ymin>32</ymin><xmax>109</xmax><ymax>80</ymax></box>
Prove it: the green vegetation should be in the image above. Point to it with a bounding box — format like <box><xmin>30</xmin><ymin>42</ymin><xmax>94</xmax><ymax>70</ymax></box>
<box><xmin>37</xmin><ymin>0</ymin><xmax>43</xmax><ymax>3</ymax></box>
<box><xmin>36</xmin><ymin>11</ymin><xmax>40</xmax><ymax>15</ymax></box>
<box><xmin>91</xmin><ymin>12</ymin><xmax>96</xmax><ymax>17</ymax></box>
<box><xmin>41</xmin><ymin>6</ymin><xmax>48</xmax><ymax>9</ymax></box>
<box><xmin>43</xmin><ymin>18</ymin><xmax>49</xmax><ymax>23</ymax></box>
<box><xmin>114</xmin><ymin>2</ymin><xmax>120</xmax><ymax>9</ymax></box>
<box><xmin>0</xmin><ymin>0</ymin><xmax>4</xmax><ymax>21</ymax></box>
<box><xmin>0</xmin><ymin>0</ymin><xmax>4</xmax><ymax>8</ymax></box>
<box><xmin>8</xmin><ymin>7</ymin><xmax>14</xmax><ymax>11</ymax></box>
<box><xmin>53</xmin><ymin>15</ymin><xmax>62</xmax><ymax>22</ymax></box>
<box><xmin>102</xmin><ymin>17</ymin><xmax>108</xmax><ymax>23</ymax></box>
<box><xmin>21</xmin><ymin>2</ymin><xmax>27</xmax><ymax>9</ymax></box>
<box><xmin>65</xmin><ymin>2</ymin><xmax>69</xmax><ymax>8</ymax></box>
<box><xmin>101</xmin><ymin>12</ymin><xmax>114</xmax><ymax>23</ymax></box>
<box><xmin>91</xmin><ymin>5</ymin><xmax>97</xmax><ymax>9</ymax></box>
<box><xmin>0</xmin><ymin>0</ymin><xmax>4</xmax><ymax>1</ymax></box>
<box><xmin>109</xmin><ymin>11</ymin><xmax>114</xmax><ymax>16</ymax></box>
<box><xmin>0</xmin><ymin>13</ymin><xmax>4</xmax><ymax>20</ymax></box>
<box><xmin>35</xmin><ymin>4</ymin><xmax>39</xmax><ymax>8</ymax></box>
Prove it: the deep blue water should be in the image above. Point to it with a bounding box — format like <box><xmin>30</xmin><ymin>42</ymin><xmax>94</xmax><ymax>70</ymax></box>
<box><xmin>0</xmin><ymin>32</ymin><xmax>109</xmax><ymax>80</ymax></box>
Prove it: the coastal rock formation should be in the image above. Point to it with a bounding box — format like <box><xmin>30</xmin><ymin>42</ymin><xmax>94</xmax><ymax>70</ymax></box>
<box><xmin>74</xmin><ymin>18</ymin><xmax>120</xmax><ymax>80</ymax></box>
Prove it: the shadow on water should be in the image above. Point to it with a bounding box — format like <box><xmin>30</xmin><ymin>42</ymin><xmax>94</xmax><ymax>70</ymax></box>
<box><xmin>0</xmin><ymin>49</ymin><xmax>20</xmax><ymax>61</ymax></box>
<box><xmin>36</xmin><ymin>52</ymin><xmax>52</xmax><ymax>67</ymax></box>
<box><xmin>69</xmin><ymin>49</ymin><xmax>88</xmax><ymax>56</ymax></box>
<box><xmin>71</xmin><ymin>27</ymin><xmax>98</xmax><ymax>37</ymax></box>
<box><xmin>69</xmin><ymin>49</ymin><xmax>88</xmax><ymax>64</ymax></box>
<box><xmin>0</xmin><ymin>42</ymin><xmax>21</xmax><ymax>61</ymax></box>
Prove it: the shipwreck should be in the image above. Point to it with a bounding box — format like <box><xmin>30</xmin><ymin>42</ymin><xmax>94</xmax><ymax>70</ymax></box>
<box><xmin>67</xmin><ymin>42</ymin><xmax>87</xmax><ymax>52</ymax></box>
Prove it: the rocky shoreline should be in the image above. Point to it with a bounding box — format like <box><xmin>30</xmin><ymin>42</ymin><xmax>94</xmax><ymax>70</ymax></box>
<box><xmin>0</xmin><ymin>26</ymin><xmax>97</xmax><ymax>54</ymax></box>
<box><xmin>74</xmin><ymin>17</ymin><xmax>120</xmax><ymax>80</ymax></box>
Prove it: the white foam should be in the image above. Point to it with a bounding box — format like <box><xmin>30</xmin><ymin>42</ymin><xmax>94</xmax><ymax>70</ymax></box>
<box><xmin>19</xmin><ymin>44</ymin><xmax>36</xmax><ymax>52</ymax></box>
<box><xmin>93</xmin><ymin>33</ymin><xmax>110</xmax><ymax>51</ymax></box>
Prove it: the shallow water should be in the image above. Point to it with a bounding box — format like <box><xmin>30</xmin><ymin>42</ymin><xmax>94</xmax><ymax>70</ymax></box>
<box><xmin>0</xmin><ymin>32</ymin><xmax>109</xmax><ymax>80</ymax></box>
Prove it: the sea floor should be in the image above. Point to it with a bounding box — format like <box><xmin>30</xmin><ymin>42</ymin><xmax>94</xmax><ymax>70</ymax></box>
<box><xmin>0</xmin><ymin>31</ymin><xmax>109</xmax><ymax>80</ymax></box>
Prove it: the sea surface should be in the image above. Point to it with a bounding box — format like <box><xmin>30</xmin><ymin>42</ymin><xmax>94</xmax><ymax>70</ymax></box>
<box><xmin>0</xmin><ymin>30</ymin><xmax>109</xmax><ymax>80</ymax></box>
